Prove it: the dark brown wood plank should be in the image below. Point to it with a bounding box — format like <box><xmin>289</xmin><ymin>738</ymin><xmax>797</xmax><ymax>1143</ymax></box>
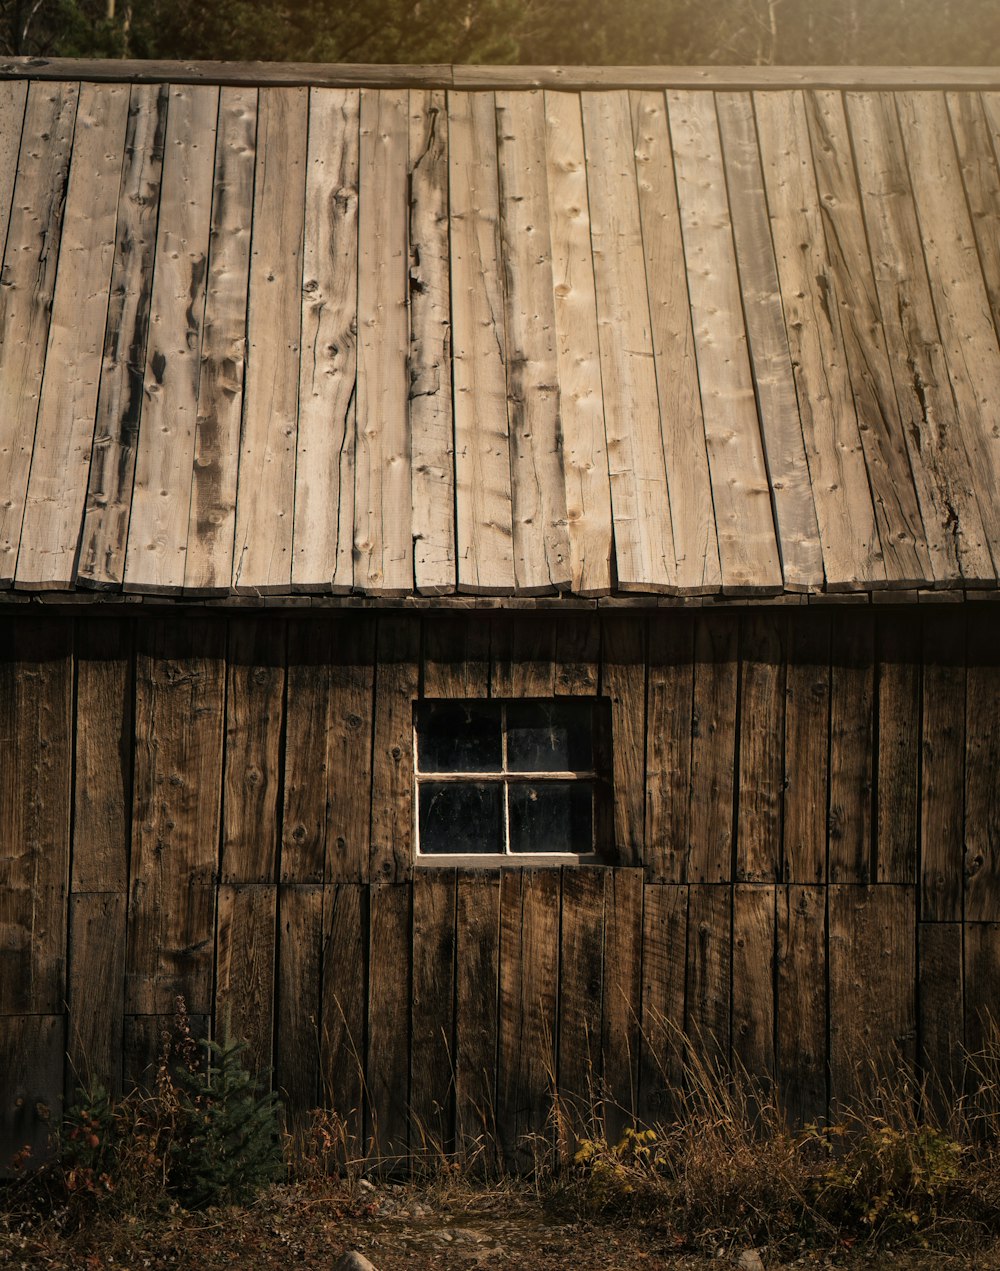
<box><xmin>490</xmin><ymin>612</ymin><xmax>558</xmax><ymax>697</ymax></box>
<box><xmin>557</xmin><ymin>867</ymin><xmax>605</xmax><ymax>1124</ymax></box>
<box><xmin>688</xmin><ymin>614</ymin><xmax>739</xmax><ymax>883</ymax></box>
<box><xmin>411</xmin><ymin>870</ymin><xmax>456</xmax><ymax>1160</ymax></box>
<box><xmin>370</xmin><ymin>615</ymin><xmax>420</xmax><ymax>882</ymax></box>
<box><xmin>638</xmin><ymin>883</ymin><xmax>687</xmax><ymax>1125</ymax></box>
<box><xmin>737</xmin><ymin>612</ymin><xmax>785</xmax><ymax>882</ymax></box>
<box><xmin>965</xmin><ymin>609</ymin><xmax>1000</xmax><ymax>921</ymax></box>
<box><xmin>918</xmin><ymin>921</ymin><xmax>963</xmax><ymax>1119</ymax></box>
<box><xmin>783</xmin><ymin>611</ymin><xmax>831</xmax><ymax>884</ymax></box>
<box><xmin>921</xmin><ymin>609</ymin><xmax>967</xmax><ymax>921</ymax></box>
<box><xmin>122</xmin><ymin>1011</ymin><xmax>209</xmax><ymax>1095</ymax></box>
<box><xmin>215</xmin><ymin>883</ymin><xmax>276</xmax><ymax>1080</ymax></box>
<box><xmin>326</xmin><ymin>614</ymin><xmax>375</xmax><ymax>883</ymax></box>
<box><xmin>828</xmin><ymin>612</ymin><xmax>875</xmax><ymax>884</ymax></box>
<box><xmin>685</xmin><ymin>884</ymin><xmax>731</xmax><ymax>1068</ymax></box>
<box><xmin>829</xmin><ymin>885</ymin><xmax>916</xmax><ymax>1111</ymax></box>
<box><xmin>126</xmin><ymin>619</ymin><xmax>224</xmax><ymax>1016</ymax></box>
<box><xmin>554</xmin><ymin>613</ymin><xmax>600</xmax><ymax>695</ymax></box>
<box><xmin>601</xmin><ymin>614</ymin><xmax>646</xmax><ymax>868</ymax></box>
<box><xmin>423</xmin><ymin>612</ymin><xmax>490</xmax><ymax>697</ymax></box>
<box><xmin>275</xmin><ymin>884</ymin><xmax>323</xmax><ymax>1127</ymax></box>
<box><xmin>601</xmin><ymin>868</ymin><xmax>642</xmax><ymax>1138</ymax></box>
<box><xmin>221</xmin><ymin>617</ymin><xmax>285</xmax><ymax>883</ymax></box>
<box><xmin>0</xmin><ymin>1015</ymin><xmax>63</xmax><ymax>1169</ymax></box>
<box><xmin>67</xmin><ymin>892</ymin><xmax>126</xmax><ymax>1097</ymax></box>
<box><xmin>320</xmin><ymin>882</ymin><xmax>366</xmax><ymax>1154</ymax></box>
<box><xmin>72</xmin><ymin>619</ymin><xmax>132</xmax><ymax>893</ymax></box>
<box><xmin>964</xmin><ymin>923</ymin><xmax>1000</xmax><ymax>1091</ymax></box>
<box><xmin>732</xmin><ymin>884</ymin><xmax>775</xmax><ymax>1083</ymax></box>
<box><xmin>645</xmin><ymin>614</ymin><xmax>694</xmax><ymax>883</ymax></box>
<box><xmin>876</xmin><ymin>613</ymin><xmax>921</xmax><ymax>883</ymax></box>
<box><xmin>281</xmin><ymin>620</ymin><xmax>331</xmax><ymax>884</ymax></box>
<box><xmin>367</xmin><ymin>883</ymin><xmax>410</xmax><ymax>1165</ymax></box>
<box><xmin>455</xmin><ymin>871</ymin><xmax>500</xmax><ymax>1165</ymax></box>
<box><xmin>776</xmin><ymin>885</ymin><xmax>826</xmax><ymax>1126</ymax></box>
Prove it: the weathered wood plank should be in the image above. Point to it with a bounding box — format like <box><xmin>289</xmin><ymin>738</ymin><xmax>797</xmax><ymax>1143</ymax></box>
<box><xmin>355</xmin><ymin>88</ymin><xmax>412</xmax><ymax>596</ymax></box>
<box><xmin>645</xmin><ymin>613</ymin><xmax>694</xmax><ymax>883</ymax></box>
<box><xmin>668</xmin><ymin>90</ymin><xmax>782</xmax><ymax>595</ymax></box>
<box><xmin>411</xmin><ymin>870</ymin><xmax>456</xmax><ymax>1158</ymax></box>
<box><xmin>638</xmin><ymin>883</ymin><xmax>687</xmax><ymax>1124</ymax></box>
<box><xmin>72</xmin><ymin>619</ymin><xmax>132</xmax><ymax>893</ymax></box>
<box><xmin>320</xmin><ymin>882</ymin><xmax>366</xmax><ymax>1151</ymax></box>
<box><xmin>554</xmin><ymin>611</ymin><xmax>600</xmax><ymax>695</ymax></box>
<box><xmin>754</xmin><ymin>89</ymin><xmax>884</xmax><ymax>590</ymax></box>
<box><xmin>275</xmin><ymin>883</ymin><xmax>322</xmax><ymax>1125</ymax></box>
<box><xmin>16</xmin><ymin>83</ymin><xmax>129</xmax><ymax>589</ymax></box>
<box><xmin>0</xmin><ymin>622</ymin><xmax>72</xmax><ymax>1015</ymax></box>
<box><xmin>220</xmin><ymin>617</ymin><xmax>284</xmax><ymax>883</ymax></box>
<box><xmin>828</xmin><ymin>612</ymin><xmax>875</xmax><ymax>885</ymax></box>
<box><xmin>370</xmin><ymin>615</ymin><xmax>420</xmax><ymax>882</ymax></box>
<box><xmin>122</xmin><ymin>84</ymin><xmax>218</xmax><ymax>594</ymax></box>
<box><xmin>293</xmin><ymin>88</ymin><xmax>359</xmax><ymax>594</ymax></box>
<box><xmin>449</xmin><ymin>91</ymin><xmax>514</xmax><ymax>595</ymax></box>
<box><xmin>776</xmin><ymin>885</ymin><xmax>826</xmax><ymax>1125</ymax></box>
<box><xmin>630</xmin><ymin>91</ymin><xmax>720</xmax><ymax>594</ymax></box>
<box><xmin>281</xmin><ymin>620</ymin><xmax>331</xmax><ymax>884</ymax></box>
<box><xmin>496</xmin><ymin>90</ymin><xmax>571</xmax><ymax>595</ymax></box>
<box><xmin>783</xmin><ymin>613</ymin><xmax>830</xmax><ymax>884</ymax></box>
<box><xmin>215</xmin><ymin>883</ymin><xmax>276</xmax><ymax>1078</ymax></box>
<box><xmin>232</xmin><ymin>86</ymin><xmax>307</xmax><ymax>595</ymax></box>
<box><xmin>581</xmin><ymin>90</ymin><xmax>676</xmax><ymax>593</ymax></box>
<box><xmin>543</xmin><ymin>91</ymin><xmax>613</xmax><ymax>598</ymax></box>
<box><xmin>326</xmin><ymin>614</ymin><xmax>375</xmax><ymax>883</ymax></box>
<box><xmin>965</xmin><ymin>608</ymin><xmax>1000</xmax><ymax>921</ymax></box>
<box><xmin>963</xmin><ymin>923</ymin><xmax>1000</xmax><ymax>1090</ymax></box>
<box><xmin>847</xmin><ymin>91</ymin><xmax>995</xmax><ymax>587</ymax></box>
<box><xmin>408</xmin><ymin>89</ymin><xmax>455</xmax><ymax>596</ymax></box>
<box><xmin>876</xmin><ymin>613</ymin><xmax>920</xmax><ymax>883</ymax></box>
<box><xmin>423</xmin><ymin>612</ymin><xmax>490</xmax><ymax>697</ymax></box>
<box><xmin>490</xmin><ymin>611</ymin><xmax>557</xmax><ymax>697</ymax></box>
<box><xmin>918</xmin><ymin>922</ymin><xmax>963</xmax><ymax>1117</ymax></box>
<box><xmin>126</xmin><ymin>620</ymin><xmax>224</xmax><ymax>1015</ymax></box>
<box><xmin>732</xmin><ymin>884</ymin><xmax>775</xmax><ymax>1082</ymax></box>
<box><xmin>950</xmin><ymin>92</ymin><xmax>1000</xmax><ymax>385</ymax></box>
<box><xmin>367</xmin><ymin>883</ymin><xmax>410</xmax><ymax>1164</ymax></box>
<box><xmin>557</xmin><ymin>868</ymin><xmax>604</xmax><ymax>1120</ymax></box>
<box><xmin>685</xmin><ymin>884</ymin><xmax>731</xmax><ymax>1068</ymax></box>
<box><xmin>829</xmin><ymin>885</ymin><xmax>916</xmax><ymax>1110</ymax></box>
<box><xmin>183</xmin><ymin>86</ymin><xmax>257</xmax><ymax>595</ymax></box>
<box><xmin>455</xmin><ymin>871</ymin><xmax>500</xmax><ymax>1163</ymax></box>
<box><xmin>0</xmin><ymin>80</ymin><xmax>27</xmax><ymax>272</ymax></box>
<box><xmin>601</xmin><ymin>615</ymin><xmax>646</xmax><ymax>868</ymax></box>
<box><xmin>804</xmin><ymin>89</ymin><xmax>932</xmax><ymax>587</ymax></box>
<box><xmin>920</xmin><ymin>609</ymin><xmax>967</xmax><ymax>921</ymax></box>
<box><xmin>737</xmin><ymin>612</ymin><xmax>785</xmax><ymax>882</ymax></box>
<box><xmin>67</xmin><ymin>891</ymin><xmax>126</xmax><ymax>1097</ymax></box>
<box><xmin>78</xmin><ymin>84</ymin><xmax>167</xmax><ymax>589</ymax></box>
<box><xmin>688</xmin><ymin>614</ymin><xmax>739</xmax><ymax>884</ymax></box>
<box><xmin>122</xmin><ymin>1011</ymin><xmax>209</xmax><ymax>1095</ymax></box>
<box><xmin>715</xmin><ymin>90</ymin><xmax>823</xmax><ymax>593</ymax></box>
<box><xmin>601</xmin><ymin>868</ymin><xmax>642</xmax><ymax>1139</ymax></box>
<box><xmin>0</xmin><ymin>1016</ymin><xmax>63</xmax><ymax>1169</ymax></box>
<box><xmin>0</xmin><ymin>82</ymin><xmax>78</xmax><ymax>586</ymax></box>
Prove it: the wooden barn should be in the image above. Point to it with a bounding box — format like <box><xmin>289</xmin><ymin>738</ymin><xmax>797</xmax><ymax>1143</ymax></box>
<box><xmin>0</xmin><ymin>57</ymin><xmax>998</xmax><ymax>1169</ymax></box>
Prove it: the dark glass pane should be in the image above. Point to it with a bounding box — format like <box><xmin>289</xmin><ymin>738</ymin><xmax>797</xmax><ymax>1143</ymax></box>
<box><xmin>506</xmin><ymin>701</ymin><xmax>593</xmax><ymax>772</ymax></box>
<box><xmin>416</xmin><ymin>702</ymin><xmax>501</xmax><ymax>773</ymax></box>
<box><xmin>508</xmin><ymin>781</ymin><xmax>594</xmax><ymax>854</ymax></box>
<box><xmin>418</xmin><ymin>781</ymin><xmax>503</xmax><ymax>854</ymax></box>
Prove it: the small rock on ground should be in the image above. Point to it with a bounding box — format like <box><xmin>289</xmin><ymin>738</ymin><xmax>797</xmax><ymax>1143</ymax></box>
<box><xmin>333</xmin><ymin>1252</ymin><xmax>379</xmax><ymax>1271</ymax></box>
<box><xmin>737</xmin><ymin>1251</ymin><xmax>765</xmax><ymax>1271</ymax></box>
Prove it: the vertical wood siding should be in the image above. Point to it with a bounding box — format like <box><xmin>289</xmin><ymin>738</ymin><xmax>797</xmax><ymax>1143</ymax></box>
<box><xmin>0</xmin><ymin>605</ymin><xmax>997</xmax><ymax>1167</ymax></box>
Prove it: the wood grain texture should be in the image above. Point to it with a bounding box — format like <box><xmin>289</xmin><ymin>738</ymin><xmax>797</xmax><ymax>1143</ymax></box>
<box><xmin>355</xmin><ymin>88</ymin><xmax>412</xmax><ymax>596</ymax></box>
<box><xmin>668</xmin><ymin>89</ymin><xmax>782</xmax><ymax>595</ymax></box>
<box><xmin>737</xmin><ymin>612</ymin><xmax>785</xmax><ymax>882</ymax></box>
<box><xmin>828</xmin><ymin>612</ymin><xmax>875</xmax><ymax>884</ymax></box>
<box><xmin>965</xmin><ymin>608</ymin><xmax>1000</xmax><ymax>921</ymax></box>
<box><xmin>715</xmin><ymin>90</ymin><xmax>823</xmax><ymax>593</ymax></box>
<box><xmin>490</xmin><ymin>610</ymin><xmax>557</xmax><ymax>697</ymax></box>
<box><xmin>543</xmin><ymin>91</ymin><xmax>613</xmax><ymax>597</ymax></box>
<box><xmin>281</xmin><ymin>621</ymin><xmax>331</xmax><ymax>884</ymax></box>
<box><xmin>968</xmin><ymin>93</ymin><xmax>1000</xmax><ymax>334</ymax></box>
<box><xmin>0</xmin><ymin>82</ymin><xmax>78</xmax><ymax>585</ymax></box>
<box><xmin>78</xmin><ymin>84</ymin><xmax>167</xmax><ymax>588</ymax></box>
<box><xmin>320</xmin><ymin>882</ymin><xmax>366</xmax><ymax>1148</ymax></box>
<box><xmin>646</xmin><ymin>614</ymin><xmax>694</xmax><ymax>883</ymax></box>
<box><xmin>921</xmin><ymin>609</ymin><xmax>967</xmax><ymax>921</ymax></box>
<box><xmin>67</xmin><ymin>891</ymin><xmax>126</xmax><ymax>1097</ymax></box>
<box><xmin>0</xmin><ymin>80</ymin><xmax>27</xmax><ymax>273</ymax></box>
<box><xmin>558</xmin><ymin>867</ymin><xmax>604</xmax><ymax>1115</ymax></box>
<box><xmin>554</xmin><ymin>611</ymin><xmax>600</xmax><ymax>695</ymax></box>
<box><xmin>876</xmin><ymin>613</ymin><xmax>920</xmax><ymax>883</ymax></box>
<box><xmin>0</xmin><ymin>1015</ymin><xmax>63</xmax><ymax>1167</ymax></box>
<box><xmin>638</xmin><ymin>883</ymin><xmax>687</xmax><ymax>1123</ymax></box>
<box><xmin>408</xmin><ymin>89</ymin><xmax>455</xmax><ymax>596</ymax></box>
<box><xmin>918</xmin><ymin>921</ymin><xmax>963</xmax><ymax>1113</ymax></box>
<box><xmin>963</xmin><ymin>922</ymin><xmax>1000</xmax><ymax>1088</ymax></box>
<box><xmin>688</xmin><ymin>613</ymin><xmax>738</xmax><ymax>883</ymax></box>
<box><xmin>783</xmin><ymin>612</ymin><xmax>830</xmax><ymax>883</ymax></box>
<box><xmin>367</xmin><ymin>883</ymin><xmax>410</xmax><ymax>1163</ymax></box>
<box><xmin>733</xmin><ymin>884</ymin><xmax>775</xmax><ymax>1080</ymax></box>
<box><xmin>325</xmin><ymin>614</ymin><xmax>375</xmax><ymax>882</ymax></box>
<box><xmin>411</xmin><ymin>870</ymin><xmax>456</xmax><ymax>1155</ymax></box>
<box><xmin>455</xmin><ymin>871</ymin><xmax>500</xmax><ymax>1163</ymax></box>
<box><xmin>369</xmin><ymin>615</ymin><xmax>419</xmax><ymax>882</ymax></box>
<box><xmin>601</xmin><ymin>614</ymin><xmax>646</xmax><ymax>867</ymax></box>
<box><xmin>601</xmin><ymin>868</ymin><xmax>642</xmax><ymax>1138</ymax></box>
<box><xmin>776</xmin><ymin>885</ymin><xmax>826</xmax><ymax>1125</ymax></box>
<box><xmin>275</xmin><ymin>883</ymin><xmax>322</xmax><ymax>1122</ymax></box>
<box><xmin>232</xmin><ymin>86</ymin><xmax>307</xmax><ymax>595</ymax></box>
<box><xmin>422</xmin><ymin>611</ymin><xmax>490</xmax><ymax>697</ymax></box>
<box><xmin>215</xmin><ymin>882</ymin><xmax>276</xmax><ymax>1077</ymax></box>
<box><xmin>686</xmin><ymin>884</ymin><xmax>731</xmax><ymax>1067</ymax></box>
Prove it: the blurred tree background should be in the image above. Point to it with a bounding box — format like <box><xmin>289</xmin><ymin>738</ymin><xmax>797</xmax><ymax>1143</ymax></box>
<box><xmin>0</xmin><ymin>0</ymin><xmax>997</xmax><ymax>64</ymax></box>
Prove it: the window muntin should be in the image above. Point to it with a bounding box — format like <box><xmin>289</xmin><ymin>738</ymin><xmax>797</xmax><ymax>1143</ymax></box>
<box><xmin>414</xmin><ymin>699</ymin><xmax>608</xmax><ymax>861</ymax></box>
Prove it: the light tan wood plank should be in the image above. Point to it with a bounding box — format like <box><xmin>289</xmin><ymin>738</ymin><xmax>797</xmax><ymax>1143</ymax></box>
<box><xmin>122</xmin><ymin>84</ymin><xmax>218</xmax><ymax>594</ymax></box>
<box><xmin>0</xmin><ymin>80</ymin><xmax>27</xmax><ymax>283</ymax></box>
<box><xmin>846</xmin><ymin>91</ymin><xmax>995</xmax><ymax>588</ymax></box>
<box><xmin>408</xmin><ymin>88</ymin><xmax>455</xmax><ymax>596</ymax></box>
<box><xmin>542</xmin><ymin>91</ymin><xmax>613</xmax><ymax>598</ymax></box>
<box><xmin>292</xmin><ymin>88</ymin><xmax>359</xmax><ymax>594</ymax></box>
<box><xmin>355</xmin><ymin>87</ymin><xmax>412</xmax><ymax>596</ymax></box>
<box><xmin>581</xmin><ymin>89</ymin><xmax>676</xmax><ymax>593</ymax></box>
<box><xmin>448</xmin><ymin>90</ymin><xmax>514</xmax><ymax>594</ymax></box>
<box><xmin>232</xmin><ymin>86</ymin><xmax>307</xmax><ymax>594</ymax></box>
<box><xmin>496</xmin><ymin>90</ymin><xmax>571</xmax><ymax>595</ymax></box>
<box><xmin>897</xmin><ymin>91</ymin><xmax>1000</xmax><ymax>575</ymax></box>
<box><xmin>183</xmin><ymin>86</ymin><xmax>257</xmax><ymax>595</ymax></box>
<box><xmin>952</xmin><ymin>93</ymin><xmax>1000</xmax><ymax>341</ymax></box>
<box><xmin>16</xmin><ymin>83</ymin><xmax>129</xmax><ymax>589</ymax></box>
<box><xmin>0</xmin><ymin>82</ymin><xmax>78</xmax><ymax>585</ymax></box>
<box><xmin>754</xmin><ymin>89</ymin><xmax>884</xmax><ymax>591</ymax></box>
<box><xmin>630</xmin><ymin>91</ymin><xmax>720</xmax><ymax>595</ymax></box>
<box><xmin>668</xmin><ymin>89</ymin><xmax>782</xmax><ymax>595</ymax></box>
<box><xmin>715</xmin><ymin>91</ymin><xmax>824</xmax><ymax>593</ymax></box>
<box><xmin>77</xmin><ymin>85</ymin><xmax>167</xmax><ymax>588</ymax></box>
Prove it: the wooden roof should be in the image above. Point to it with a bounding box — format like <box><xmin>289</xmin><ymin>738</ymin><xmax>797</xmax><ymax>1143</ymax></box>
<box><xmin>2</xmin><ymin>61</ymin><xmax>1000</xmax><ymax>601</ymax></box>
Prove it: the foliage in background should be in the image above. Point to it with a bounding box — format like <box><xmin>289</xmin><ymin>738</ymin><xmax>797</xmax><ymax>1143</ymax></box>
<box><xmin>1</xmin><ymin>0</ymin><xmax>999</xmax><ymax>66</ymax></box>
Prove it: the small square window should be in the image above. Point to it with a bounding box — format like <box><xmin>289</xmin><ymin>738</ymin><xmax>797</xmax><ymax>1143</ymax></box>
<box><xmin>413</xmin><ymin>698</ymin><xmax>611</xmax><ymax>863</ymax></box>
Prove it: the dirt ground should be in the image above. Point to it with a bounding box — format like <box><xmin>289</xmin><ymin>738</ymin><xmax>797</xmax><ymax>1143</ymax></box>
<box><xmin>4</xmin><ymin>1182</ymin><xmax>1000</xmax><ymax>1271</ymax></box>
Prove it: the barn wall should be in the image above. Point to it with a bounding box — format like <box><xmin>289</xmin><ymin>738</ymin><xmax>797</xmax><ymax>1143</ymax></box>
<box><xmin>1</xmin><ymin>605</ymin><xmax>998</xmax><ymax>1166</ymax></box>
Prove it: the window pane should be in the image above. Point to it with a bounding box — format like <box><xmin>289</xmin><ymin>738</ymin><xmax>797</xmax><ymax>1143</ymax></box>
<box><xmin>508</xmin><ymin>781</ymin><xmax>593</xmax><ymax>854</ymax></box>
<box><xmin>506</xmin><ymin>701</ymin><xmax>593</xmax><ymax>772</ymax></box>
<box><xmin>416</xmin><ymin>702</ymin><xmax>501</xmax><ymax>773</ymax></box>
<box><xmin>418</xmin><ymin>781</ymin><xmax>503</xmax><ymax>854</ymax></box>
